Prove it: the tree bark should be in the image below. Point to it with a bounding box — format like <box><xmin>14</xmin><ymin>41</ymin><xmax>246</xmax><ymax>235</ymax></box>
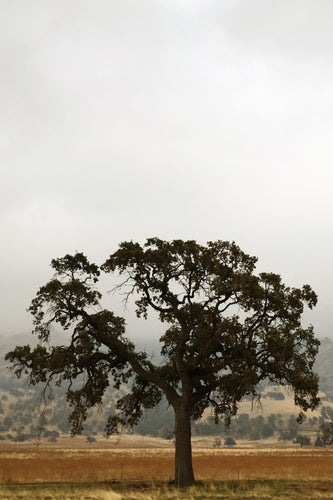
<box><xmin>174</xmin><ymin>402</ymin><xmax>195</xmax><ymax>487</ymax></box>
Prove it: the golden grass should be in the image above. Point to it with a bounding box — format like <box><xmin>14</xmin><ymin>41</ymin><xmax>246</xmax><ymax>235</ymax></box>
<box><xmin>0</xmin><ymin>443</ymin><xmax>333</xmax><ymax>498</ymax></box>
<box><xmin>1</xmin><ymin>480</ymin><xmax>333</xmax><ymax>499</ymax></box>
<box><xmin>0</xmin><ymin>445</ymin><xmax>333</xmax><ymax>483</ymax></box>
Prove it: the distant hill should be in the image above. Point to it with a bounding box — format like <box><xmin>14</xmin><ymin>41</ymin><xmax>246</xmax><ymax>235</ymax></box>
<box><xmin>314</xmin><ymin>337</ymin><xmax>333</xmax><ymax>400</ymax></box>
<box><xmin>0</xmin><ymin>333</ymin><xmax>332</xmax><ymax>442</ymax></box>
<box><xmin>1</xmin><ymin>333</ymin><xmax>332</xmax><ymax>395</ymax></box>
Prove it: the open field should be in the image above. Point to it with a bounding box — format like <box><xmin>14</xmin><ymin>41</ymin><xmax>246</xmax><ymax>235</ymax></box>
<box><xmin>0</xmin><ymin>438</ymin><xmax>332</xmax><ymax>498</ymax></box>
<box><xmin>1</xmin><ymin>446</ymin><xmax>333</xmax><ymax>483</ymax></box>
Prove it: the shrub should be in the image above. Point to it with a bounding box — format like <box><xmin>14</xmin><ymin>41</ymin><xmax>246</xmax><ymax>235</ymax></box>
<box><xmin>224</xmin><ymin>437</ymin><xmax>236</xmax><ymax>446</ymax></box>
<box><xmin>295</xmin><ymin>435</ymin><xmax>311</xmax><ymax>446</ymax></box>
<box><xmin>315</xmin><ymin>436</ymin><xmax>323</xmax><ymax>447</ymax></box>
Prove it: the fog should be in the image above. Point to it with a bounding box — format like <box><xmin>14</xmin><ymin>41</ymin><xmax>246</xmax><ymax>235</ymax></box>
<box><xmin>1</xmin><ymin>1</ymin><xmax>332</xmax><ymax>340</ymax></box>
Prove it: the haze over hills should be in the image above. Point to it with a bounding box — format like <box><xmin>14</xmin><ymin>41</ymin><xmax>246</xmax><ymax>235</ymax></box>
<box><xmin>1</xmin><ymin>333</ymin><xmax>332</xmax><ymax>398</ymax></box>
<box><xmin>313</xmin><ymin>337</ymin><xmax>333</xmax><ymax>399</ymax></box>
<box><xmin>0</xmin><ymin>333</ymin><xmax>332</xmax><ymax>444</ymax></box>
<box><xmin>1</xmin><ymin>333</ymin><xmax>332</xmax><ymax>391</ymax></box>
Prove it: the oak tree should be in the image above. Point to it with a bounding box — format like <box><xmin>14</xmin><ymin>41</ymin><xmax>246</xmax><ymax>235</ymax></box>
<box><xmin>6</xmin><ymin>239</ymin><xmax>320</xmax><ymax>486</ymax></box>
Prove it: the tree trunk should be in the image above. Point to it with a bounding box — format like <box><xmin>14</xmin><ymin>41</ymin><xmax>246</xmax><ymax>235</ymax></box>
<box><xmin>174</xmin><ymin>403</ymin><xmax>195</xmax><ymax>487</ymax></box>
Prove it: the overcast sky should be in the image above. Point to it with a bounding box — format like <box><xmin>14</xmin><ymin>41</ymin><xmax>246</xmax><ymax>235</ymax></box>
<box><xmin>1</xmin><ymin>0</ymin><xmax>333</xmax><ymax>341</ymax></box>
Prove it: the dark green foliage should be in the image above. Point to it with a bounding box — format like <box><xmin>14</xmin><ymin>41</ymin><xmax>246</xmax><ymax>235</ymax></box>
<box><xmin>5</xmin><ymin>239</ymin><xmax>320</xmax><ymax>486</ymax></box>
<box><xmin>102</xmin><ymin>238</ymin><xmax>319</xmax><ymax>422</ymax></box>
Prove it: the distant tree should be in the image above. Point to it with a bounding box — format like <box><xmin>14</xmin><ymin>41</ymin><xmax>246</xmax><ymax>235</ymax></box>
<box><xmin>3</xmin><ymin>417</ymin><xmax>13</xmax><ymax>432</ymax></box>
<box><xmin>48</xmin><ymin>435</ymin><xmax>58</xmax><ymax>442</ymax></box>
<box><xmin>278</xmin><ymin>430</ymin><xmax>291</xmax><ymax>442</ymax></box>
<box><xmin>213</xmin><ymin>437</ymin><xmax>222</xmax><ymax>448</ymax></box>
<box><xmin>13</xmin><ymin>432</ymin><xmax>29</xmax><ymax>442</ymax></box>
<box><xmin>42</xmin><ymin>429</ymin><xmax>59</xmax><ymax>443</ymax></box>
<box><xmin>317</xmin><ymin>422</ymin><xmax>333</xmax><ymax>446</ymax></box>
<box><xmin>279</xmin><ymin>415</ymin><xmax>300</xmax><ymax>441</ymax></box>
<box><xmin>236</xmin><ymin>413</ymin><xmax>250</xmax><ymax>439</ymax></box>
<box><xmin>5</xmin><ymin>239</ymin><xmax>320</xmax><ymax>486</ymax></box>
<box><xmin>287</xmin><ymin>415</ymin><xmax>300</xmax><ymax>438</ymax></box>
<box><xmin>267</xmin><ymin>414</ymin><xmax>277</xmax><ymax>428</ymax></box>
<box><xmin>248</xmin><ymin>415</ymin><xmax>265</xmax><ymax>441</ymax></box>
<box><xmin>262</xmin><ymin>421</ymin><xmax>274</xmax><ymax>438</ymax></box>
<box><xmin>224</xmin><ymin>436</ymin><xmax>236</xmax><ymax>446</ymax></box>
<box><xmin>295</xmin><ymin>434</ymin><xmax>311</xmax><ymax>447</ymax></box>
<box><xmin>315</xmin><ymin>436</ymin><xmax>323</xmax><ymax>447</ymax></box>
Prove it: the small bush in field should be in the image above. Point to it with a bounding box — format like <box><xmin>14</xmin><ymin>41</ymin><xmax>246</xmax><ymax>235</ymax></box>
<box><xmin>224</xmin><ymin>437</ymin><xmax>236</xmax><ymax>446</ymax></box>
<box><xmin>295</xmin><ymin>435</ymin><xmax>311</xmax><ymax>447</ymax></box>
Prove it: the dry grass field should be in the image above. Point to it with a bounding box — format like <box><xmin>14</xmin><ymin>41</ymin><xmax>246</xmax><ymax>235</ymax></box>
<box><xmin>0</xmin><ymin>447</ymin><xmax>333</xmax><ymax>483</ymax></box>
<box><xmin>0</xmin><ymin>437</ymin><xmax>333</xmax><ymax>498</ymax></box>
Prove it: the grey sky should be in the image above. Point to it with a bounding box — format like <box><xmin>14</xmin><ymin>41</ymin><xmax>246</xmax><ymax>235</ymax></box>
<box><xmin>1</xmin><ymin>0</ymin><xmax>332</xmax><ymax>339</ymax></box>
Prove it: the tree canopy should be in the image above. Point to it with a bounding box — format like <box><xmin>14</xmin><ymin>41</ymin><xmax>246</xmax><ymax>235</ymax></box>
<box><xmin>6</xmin><ymin>238</ymin><xmax>320</xmax><ymax>486</ymax></box>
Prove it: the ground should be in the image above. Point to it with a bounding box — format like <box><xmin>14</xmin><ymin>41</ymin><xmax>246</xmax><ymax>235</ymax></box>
<box><xmin>0</xmin><ymin>435</ymin><xmax>333</xmax><ymax>498</ymax></box>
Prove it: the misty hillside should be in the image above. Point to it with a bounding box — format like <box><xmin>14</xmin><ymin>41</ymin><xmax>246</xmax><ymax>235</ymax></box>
<box><xmin>0</xmin><ymin>334</ymin><xmax>332</xmax><ymax>443</ymax></box>
<box><xmin>313</xmin><ymin>337</ymin><xmax>333</xmax><ymax>399</ymax></box>
<box><xmin>1</xmin><ymin>333</ymin><xmax>332</xmax><ymax>394</ymax></box>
